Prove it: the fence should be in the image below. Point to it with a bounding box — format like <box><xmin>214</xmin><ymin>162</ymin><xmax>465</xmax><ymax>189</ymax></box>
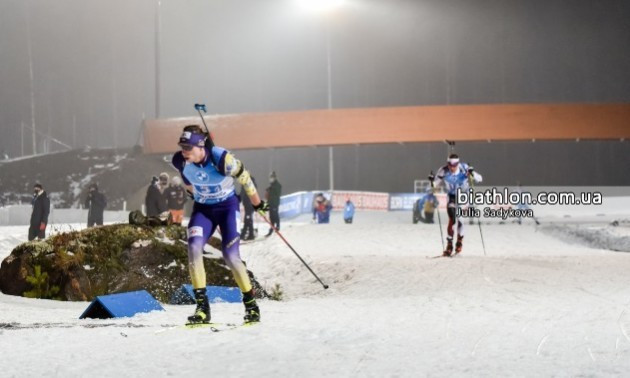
<box><xmin>0</xmin><ymin>205</ymin><xmax>129</xmax><ymax>226</ymax></box>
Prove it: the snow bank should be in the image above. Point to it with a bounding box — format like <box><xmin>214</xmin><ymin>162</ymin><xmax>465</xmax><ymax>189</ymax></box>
<box><xmin>1</xmin><ymin>212</ymin><xmax>629</xmax><ymax>377</ymax></box>
<box><xmin>540</xmin><ymin>223</ymin><xmax>630</xmax><ymax>252</ymax></box>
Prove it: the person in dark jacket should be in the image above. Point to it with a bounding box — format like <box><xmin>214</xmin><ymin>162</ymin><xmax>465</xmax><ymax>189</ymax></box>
<box><xmin>240</xmin><ymin>176</ymin><xmax>257</xmax><ymax>240</ymax></box>
<box><xmin>29</xmin><ymin>183</ymin><xmax>50</xmax><ymax>241</ymax></box>
<box><xmin>264</xmin><ymin>171</ymin><xmax>282</xmax><ymax>237</ymax></box>
<box><xmin>164</xmin><ymin>176</ymin><xmax>187</xmax><ymax>225</ymax></box>
<box><xmin>85</xmin><ymin>183</ymin><xmax>107</xmax><ymax>227</ymax></box>
<box><xmin>145</xmin><ymin>176</ymin><xmax>168</xmax><ymax>217</ymax></box>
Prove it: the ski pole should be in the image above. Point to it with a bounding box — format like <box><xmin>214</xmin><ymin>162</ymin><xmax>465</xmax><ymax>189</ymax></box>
<box><xmin>429</xmin><ymin>171</ymin><xmax>445</xmax><ymax>252</ymax></box>
<box><xmin>467</xmin><ymin>171</ymin><xmax>487</xmax><ymax>256</ymax></box>
<box><xmin>257</xmin><ymin>211</ymin><xmax>329</xmax><ymax>290</ymax></box>
<box><xmin>194</xmin><ymin>103</ymin><xmax>210</xmax><ymax>134</ymax></box>
<box><xmin>194</xmin><ymin>103</ymin><xmax>216</xmax><ymax>148</ymax></box>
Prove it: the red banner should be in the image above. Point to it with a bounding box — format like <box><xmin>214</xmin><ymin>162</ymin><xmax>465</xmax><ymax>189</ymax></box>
<box><xmin>330</xmin><ymin>191</ymin><xmax>390</xmax><ymax>211</ymax></box>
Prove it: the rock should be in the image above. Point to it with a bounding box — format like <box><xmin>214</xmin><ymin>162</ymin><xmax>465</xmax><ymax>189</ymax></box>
<box><xmin>0</xmin><ymin>224</ymin><xmax>268</xmax><ymax>302</ymax></box>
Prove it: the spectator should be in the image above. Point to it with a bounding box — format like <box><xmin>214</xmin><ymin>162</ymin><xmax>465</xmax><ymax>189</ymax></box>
<box><xmin>85</xmin><ymin>183</ymin><xmax>107</xmax><ymax>227</ymax></box>
<box><xmin>29</xmin><ymin>183</ymin><xmax>50</xmax><ymax>241</ymax></box>
<box><xmin>312</xmin><ymin>193</ymin><xmax>332</xmax><ymax>224</ymax></box>
<box><xmin>264</xmin><ymin>171</ymin><xmax>282</xmax><ymax>237</ymax></box>
<box><xmin>343</xmin><ymin>198</ymin><xmax>355</xmax><ymax>224</ymax></box>
<box><xmin>414</xmin><ymin>190</ymin><xmax>439</xmax><ymax>224</ymax></box>
<box><xmin>145</xmin><ymin>176</ymin><xmax>167</xmax><ymax>217</ymax></box>
<box><xmin>240</xmin><ymin>176</ymin><xmax>257</xmax><ymax>240</ymax></box>
<box><xmin>164</xmin><ymin>176</ymin><xmax>187</xmax><ymax>225</ymax></box>
<box><xmin>159</xmin><ymin>172</ymin><xmax>169</xmax><ymax>193</ymax></box>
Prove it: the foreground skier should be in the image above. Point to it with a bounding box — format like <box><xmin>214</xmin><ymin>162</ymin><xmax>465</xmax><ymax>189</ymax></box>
<box><xmin>430</xmin><ymin>154</ymin><xmax>482</xmax><ymax>256</ymax></box>
<box><xmin>172</xmin><ymin>125</ymin><xmax>268</xmax><ymax>324</ymax></box>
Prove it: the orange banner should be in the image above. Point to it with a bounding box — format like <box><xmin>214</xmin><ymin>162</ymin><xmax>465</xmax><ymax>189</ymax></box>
<box><xmin>143</xmin><ymin>103</ymin><xmax>630</xmax><ymax>153</ymax></box>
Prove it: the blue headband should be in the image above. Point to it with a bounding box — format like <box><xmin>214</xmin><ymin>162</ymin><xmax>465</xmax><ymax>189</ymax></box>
<box><xmin>179</xmin><ymin>131</ymin><xmax>206</xmax><ymax>147</ymax></box>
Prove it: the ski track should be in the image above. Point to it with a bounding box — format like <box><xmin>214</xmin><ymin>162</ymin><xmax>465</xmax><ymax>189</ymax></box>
<box><xmin>1</xmin><ymin>212</ymin><xmax>630</xmax><ymax>376</ymax></box>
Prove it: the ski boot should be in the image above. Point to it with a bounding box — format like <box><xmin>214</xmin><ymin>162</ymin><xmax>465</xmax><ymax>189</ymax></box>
<box><xmin>187</xmin><ymin>288</ymin><xmax>211</xmax><ymax>324</ymax></box>
<box><xmin>242</xmin><ymin>290</ymin><xmax>260</xmax><ymax>323</ymax></box>
<box><xmin>443</xmin><ymin>239</ymin><xmax>453</xmax><ymax>257</ymax></box>
<box><xmin>455</xmin><ymin>236</ymin><xmax>463</xmax><ymax>254</ymax></box>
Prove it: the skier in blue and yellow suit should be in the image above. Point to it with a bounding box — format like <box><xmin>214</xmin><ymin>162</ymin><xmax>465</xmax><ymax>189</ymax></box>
<box><xmin>172</xmin><ymin>125</ymin><xmax>268</xmax><ymax>324</ymax></box>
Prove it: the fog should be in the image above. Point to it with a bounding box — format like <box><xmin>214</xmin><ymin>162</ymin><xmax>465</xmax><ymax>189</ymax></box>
<box><xmin>1</xmin><ymin>0</ymin><xmax>629</xmax><ymax>157</ymax></box>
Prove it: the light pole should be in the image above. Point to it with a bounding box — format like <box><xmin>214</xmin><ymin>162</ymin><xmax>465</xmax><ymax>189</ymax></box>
<box><xmin>326</xmin><ymin>21</ymin><xmax>334</xmax><ymax>192</ymax></box>
<box><xmin>24</xmin><ymin>2</ymin><xmax>37</xmax><ymax>155</ymax></box>
<box><xmin>155</xmin><ymin>0</ymin><xmax>162</xmax><ymax>119</ymax></box>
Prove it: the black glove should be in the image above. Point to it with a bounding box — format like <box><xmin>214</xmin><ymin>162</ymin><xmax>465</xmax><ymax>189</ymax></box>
<box><xmin>253</xmin><ymin>200</ymin><xmax>269</xmax><ymax>214</ymax></box>
<box><xmin>467</xmin><ymin>166</ymin><xmax>474</xmax><ymax>174</ymax></box>
<box><xmin>428</xmin><ymin>173</ymin><xmax>435</xmax><ymax>182</ymax></box>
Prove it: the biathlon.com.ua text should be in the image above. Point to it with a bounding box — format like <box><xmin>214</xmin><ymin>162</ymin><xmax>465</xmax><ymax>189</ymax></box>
<box><xmin>456</xmin><ymin>187</ymin><xmax>603</xmax><ymax>206</ymax></box>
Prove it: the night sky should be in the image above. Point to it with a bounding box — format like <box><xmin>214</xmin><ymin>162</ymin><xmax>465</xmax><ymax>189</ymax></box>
<box><xmin>1</xmin><ymin>0</ymin><xmax>629</xmax><ymax>157</ymax></box>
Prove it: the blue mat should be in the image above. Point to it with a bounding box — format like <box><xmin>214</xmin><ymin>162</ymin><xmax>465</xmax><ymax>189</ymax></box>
<box><xmin>170</xmin><ymin>284</ymin><xmax>242</xmax><ymax>305</ymax></box>
<box><xmin>80</xmin><ymin>290</ymin><xmax>164</xmax><ymax>319</ymax></box>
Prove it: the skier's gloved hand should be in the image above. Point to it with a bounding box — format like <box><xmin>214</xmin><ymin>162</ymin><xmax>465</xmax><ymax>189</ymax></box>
<box><xmin>467</xmin><ymin>166</ymin><xmax>474</xmax><ymax>174</ymax></box>
<box><xmin>253</xmin><ymin>200</ymin><xmax>269</xmax><ymax>215</ymax></box>
<box><xmin>428</xmin><ymin>173</ymin><xmax>435</xmax><ymax>182</ymax></box>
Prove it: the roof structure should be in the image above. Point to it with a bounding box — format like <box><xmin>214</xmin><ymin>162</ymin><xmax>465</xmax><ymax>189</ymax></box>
<box><xmin>143</xmin><ymin>103</ymin><xmax>630</xmax><ymax>153</ymax></box>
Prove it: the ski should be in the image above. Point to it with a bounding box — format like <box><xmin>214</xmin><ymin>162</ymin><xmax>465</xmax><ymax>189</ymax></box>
<box><xmin>428</xmin><ymin>252</ymin><xmax>461</xmax><ymax>259</ymax></box>
<box><xmin>182</xmin><ymin>321</ymin><xmax>259</xmax><ymax>331</ymax></box>
<box><xmin>183</xmin><ymin>322</ymin><xmax>230</xmax><ymax>332</ymax></box>
<box><xmin>156</xmin><ymin>321</ymin><xmax>259</xmax><ymax>334</ymax></box>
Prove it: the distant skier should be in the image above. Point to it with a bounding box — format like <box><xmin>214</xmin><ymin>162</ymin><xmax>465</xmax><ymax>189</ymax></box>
<box><xmin>429</xmin><ymin>154</ymin><xmax>482</xmax><ymax>256</ymax></box>
<box><xmin>172</xmin><ymin>125</ymin><xmax>268</xmax><ymax>324</ymax></box>
<box><xmin>343</xmin><ymin>198</ymin><xmax>355</xmax><ymax>224</ymax></box>
<box><xmin>85</xmin><ymin>183</ymin><xmax>107</xmax><ymax>227</ymax></box>
<box><xmin>29</xmin><ymin>183</ymin><xmax>50</xmax><ymax>241</ymax></box>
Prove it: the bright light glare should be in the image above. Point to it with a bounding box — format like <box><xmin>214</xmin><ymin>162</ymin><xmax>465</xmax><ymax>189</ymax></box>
<box><xmin>297</xmin><ymin>0</ymin><xmax>345</xmax><ymax>13</ymax></box>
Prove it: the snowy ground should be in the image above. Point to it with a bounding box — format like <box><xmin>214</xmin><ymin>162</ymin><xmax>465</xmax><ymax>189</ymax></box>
<box><xmin>1</xmin><ymin>211</ymin><xmax>630</xmax><ymax>377</ymax></box>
